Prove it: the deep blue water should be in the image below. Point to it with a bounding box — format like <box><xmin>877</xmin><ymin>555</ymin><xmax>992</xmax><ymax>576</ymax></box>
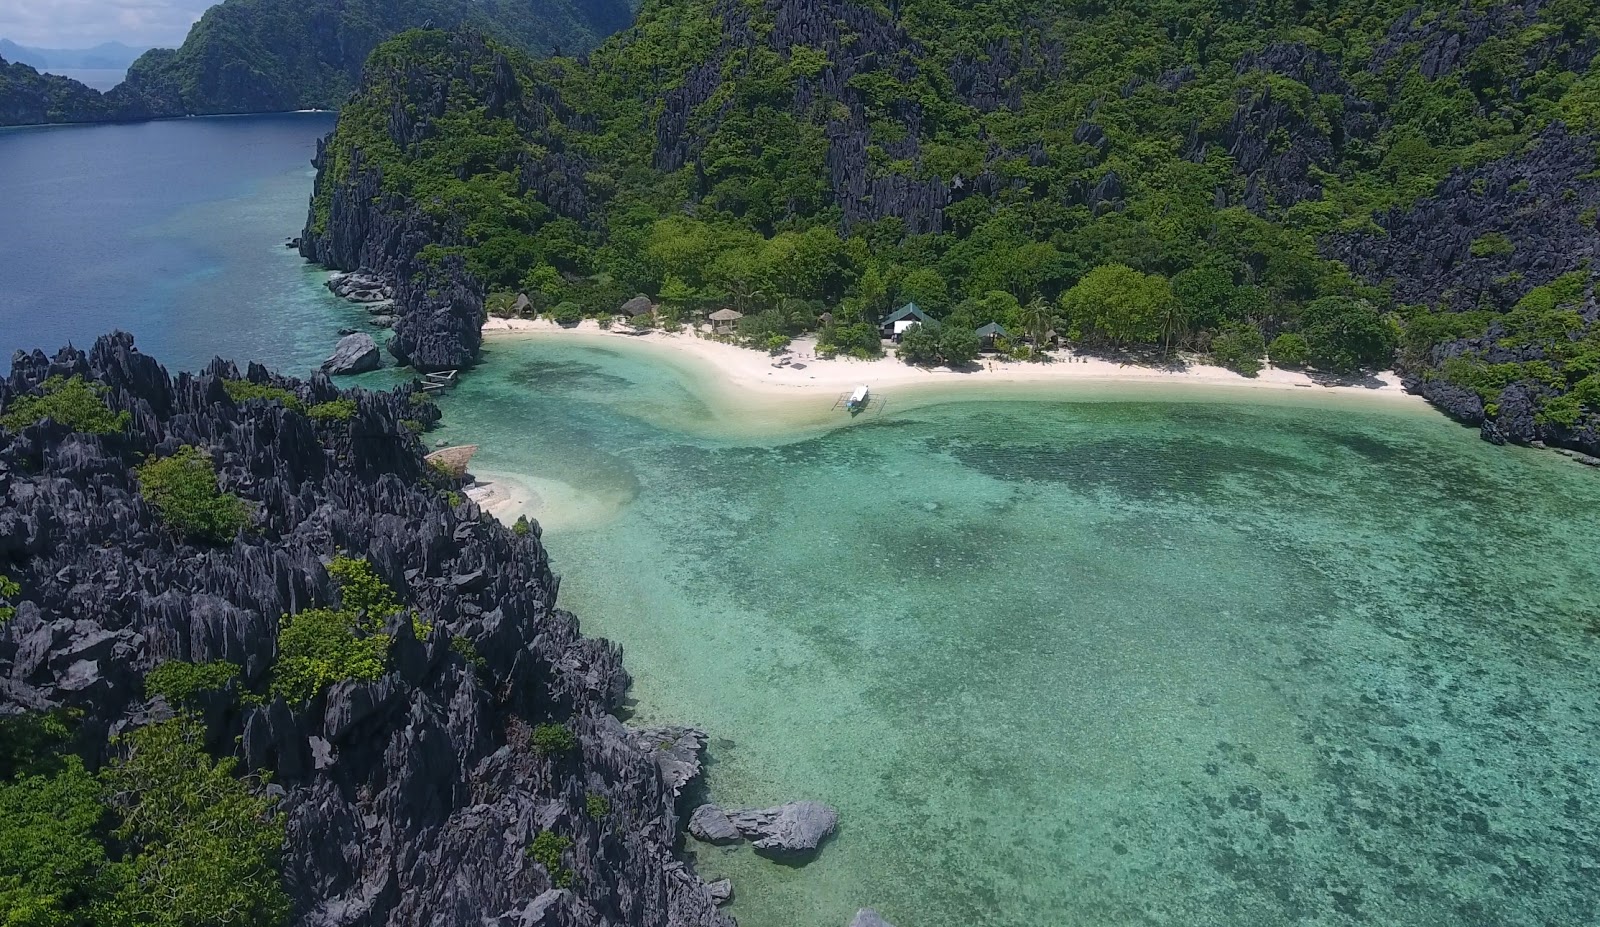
<box><xmin>0</xmin><ymin>113</ymin><xmax>370</xmax><ymax>373</ymax></box>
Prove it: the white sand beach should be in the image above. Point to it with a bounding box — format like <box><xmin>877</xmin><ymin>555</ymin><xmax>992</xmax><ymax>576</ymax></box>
<box><xmin>482</xmin><ymin>316</ymin><xmax>1424</xmax><ymax>408</ymax></box>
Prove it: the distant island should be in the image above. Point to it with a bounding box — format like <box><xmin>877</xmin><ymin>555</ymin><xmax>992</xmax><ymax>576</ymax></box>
<box><xmin>299</xmin><ymin>0</ymin><xmax>1600</xmax><ymax>458</ymax></box>
<box><xmin>0</xmin><ymin>39</ymin><xmax>149</xmax><ymax>70</ymax></box>
<box><xmin>0</xmin><ymin>0</ymin><xmax>637</xmax><ymax>126</ymax></box>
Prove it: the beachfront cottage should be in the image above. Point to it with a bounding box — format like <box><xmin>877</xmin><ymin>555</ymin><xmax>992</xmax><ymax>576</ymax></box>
<box><xmin>975</xmin><ymin>322</ymin><xmax>1008</xmax><ymax>350</ymax></box>
<box><xmin>710</xmin><ymin>308</ymin><xmax>744</xmax><ymax>334</ymax></box>
<box><xmin>881</xmin><ymin>302</ymin><xmax>932</xmax><ymax>341</ymax></box>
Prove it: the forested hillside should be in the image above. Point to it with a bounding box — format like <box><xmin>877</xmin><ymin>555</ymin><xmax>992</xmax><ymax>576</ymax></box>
<box><xmin>121</xmin><ymin>0</ymin><xmax>637</xmax><ymax>114</ymax></box>
<box><xmin>0</xmin><ymin>55</ymin><xmax>152</xmax><ymax>124</ymax></box>
<box><xmin>0</xmin><ymin>0</ymin><xmax>637</xmax><ymax>125</ymax></box>
<box><xmin>304</xmin><ymin>0</ymin><xmax>1600</xmax><ymax>452</ymax></box>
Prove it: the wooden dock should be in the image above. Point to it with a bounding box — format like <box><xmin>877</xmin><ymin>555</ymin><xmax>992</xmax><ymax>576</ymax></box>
<box><xmin>420</xmin><ymin>370</ymin><xmax>459</xmax><ymax>393</ymax></box>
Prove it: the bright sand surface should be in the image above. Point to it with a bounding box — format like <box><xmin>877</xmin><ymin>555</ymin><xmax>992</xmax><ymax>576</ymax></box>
<box><xmin>481</xmin><ymin>317</ymin><xmax>1423</xmax><ymax>423</ymax></box>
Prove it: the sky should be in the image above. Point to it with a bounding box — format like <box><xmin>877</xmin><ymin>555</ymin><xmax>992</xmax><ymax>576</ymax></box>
<box><xmin>0</xmin><ymin>0</ymin><xmax>210</xmax><ymax>49</ymax></box>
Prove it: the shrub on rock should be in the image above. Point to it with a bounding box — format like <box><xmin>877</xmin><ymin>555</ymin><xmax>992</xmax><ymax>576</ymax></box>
<box><xmin>137</xmin><ymin>446</ymin><xmax>251</xmax><ymax>544</ymax></box>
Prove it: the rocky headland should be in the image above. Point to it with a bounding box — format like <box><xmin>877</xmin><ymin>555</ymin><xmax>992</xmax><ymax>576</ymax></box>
<box><xmin>0</xmin><ymin>332</ymin><xmax>856</xmax><ymax>925</ymax></box>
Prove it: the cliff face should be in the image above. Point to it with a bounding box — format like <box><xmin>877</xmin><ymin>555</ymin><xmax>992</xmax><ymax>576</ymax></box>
<box><xmin>0</xmin><ymin>332</ymin><xmax>731</xmax><ymax>927</ymax></box>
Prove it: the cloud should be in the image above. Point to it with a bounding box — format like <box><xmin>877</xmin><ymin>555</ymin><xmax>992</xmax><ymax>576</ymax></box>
<box><xmin>0</xmin><ymin>0</ymin><xmax>210</xmax><ymax>49</ymax></box>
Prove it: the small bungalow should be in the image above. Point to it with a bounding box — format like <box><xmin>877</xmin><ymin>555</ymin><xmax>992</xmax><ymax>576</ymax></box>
<box><xmin>709</xmin><ymin>308</ymin><xmax>744</xmax><ymax>334</ymax></box>
<box><xmin>975</xmin><ymin>321</ymin><xmax>1008</xmax><ymax>350</ymax></box>
<box><xmin>880</xmin><ymin>302</ymin><xmax>932</xmax><ymax>341</ymax></box>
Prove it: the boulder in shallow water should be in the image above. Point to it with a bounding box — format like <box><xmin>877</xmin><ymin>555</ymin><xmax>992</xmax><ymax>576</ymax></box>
<box><xmin>707</xmin><ymin>879</ymin><xmax>733</xmax><ymax>905</ymax></box>
<box><xmin>726</xmin><ymin>801</ymin><xmax>839</xmax><ymax>860</ymax></box>
<box><xmin>322</xmin><ymin>333</ymin><xmax>381</xmax><ymax>374</ymax></box>
<box><xmin>849</xmin><ymin>909</ymin><xmax>893</xmax><ymax>927</ymax></box>
<box><xmin>688</xmin><ymin>804</ymin><xmax>741</xmax><ymax>844</ymax></box>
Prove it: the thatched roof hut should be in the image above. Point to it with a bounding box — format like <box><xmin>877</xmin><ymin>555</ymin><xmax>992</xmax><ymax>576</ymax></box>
<box><xmin>425</xmin><ymin>444</ymin><xmax>479</xmax><ymax>478</ymax></box>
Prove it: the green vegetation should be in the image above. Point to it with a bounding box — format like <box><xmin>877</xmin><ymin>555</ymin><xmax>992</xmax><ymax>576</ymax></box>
<box><xmin>897</xmin><ymin>322</ymin><xmax>982</xmax><ymax>368</ymax></box>
<box><xmin>273</xmin><ymin>555</ymin><xmax>406</xmax><ymax>703</ymax></box>
<box><xmin>0</xmin><ymin>574</ymin><xmax>17</xmax><ymax>623</ymax></box>
<box><xmin>512</xmin><ymin>515</ymin><xmax>534</xmax><ymax>536</ymax></box>
<box><xmin>1268</xmin><ymin>333</ymin><xmax>1312</xmax><ymax>368</ymax></box>
<box><xmin>1059</xmin><ymin>265</ymin><xmax>1173</xmax><ymax>348</ymax></box>
<box><xmin>817</xmin><ymin>322</ymin><xmax>884</xmax><ymax>359</ymax></box>
<box><xmin>223</xmin><ymin>379</ymin><xmax>302</xmax><ymax>411</ymax></box>
<box><xmin>137</xmin><ymin>446</ymin><xmax>252</xmax><ymax>544</ymax></box>
<box><xmin>144</xmin><ymin>660</ymin><xmax>241</xmax><ymax>706</ymax></box>
<box><xmin>585</xmin><ymin>793</ymin><xmax>609</xmax><ymax>820</ymax></box>
<box><xmin>0</xmin><ymin>716</ymin><xmax>288</xmax><ymax>927</ymax></box>
<box><xmin>1470</xmin><ymin>232</ymin><xmax>1516</xmax><ymax>257</ymax></box>
<box><xmin>530</xmin><ymin>723</ymin><xmax>577</xmax><ymax>757</ymax></box>
<box><xmin>0</xmin><ymin>375</ymin><xmax>130</xmax><ymax>434</ymax></box>
<box><xmin>307</xmin><ymin>399</ymin><xmax>358</xmax><ymax>422</ymax></box>
<box><xmin>1210</xmin><ymin>324</ymin><xmax>1268</xmax><ymax>377</ymax></box>
<box><xmin>525</xmin><ymin>831</ymin><xmax>573</xmax><ymax>888</ymax></box>
<box><xmin>450</xmin><ymin>635</ymin><xmax>489</xmax><ymax>674</ymax></box>
<box><xmin>101</xmin><ymin>720</ymin><xmax>290</xmax><ymax>927</ymax></box>
<box><xmin>1298</xmin><ymin>297</ymin><xmax>1398</xmax><ymax>373</ymax></box>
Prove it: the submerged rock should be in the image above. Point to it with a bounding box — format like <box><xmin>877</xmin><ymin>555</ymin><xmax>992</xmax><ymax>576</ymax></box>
<box><xmin>707</xmin><ymin>879</ymin><xmax>733</xmax><ymax>905</ymax></box>
<box><xmin>321</xmin><ymin>333</ymin><xmax>381</xmax><ymax>374</ymax></box>
<box><xmin>726</xmin><ymin>801</ymin><xmax>839</xmax><ymax>860</ymax></box>
<box><xmin>849</xmin><ymin>909</ymin><xmax>894</xmax><ymax>927</ymax></box>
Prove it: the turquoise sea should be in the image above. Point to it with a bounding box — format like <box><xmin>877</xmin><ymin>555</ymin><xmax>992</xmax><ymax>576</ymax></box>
<box><xmin>429</xmin><ymin>338</ymin><xmax>1600</xmax><ymax>927</ymax></box>
<box><xmin>5</xmin><ymin>118</ymin><xmax>1600</xmax><ymax>927</ymax></box>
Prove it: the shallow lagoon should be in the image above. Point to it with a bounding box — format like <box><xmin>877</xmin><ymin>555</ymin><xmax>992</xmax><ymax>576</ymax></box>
<box><xmin>432</xmin><ymin>336</ymin><xmax>1600</xmax><ymax>927</ymax></box>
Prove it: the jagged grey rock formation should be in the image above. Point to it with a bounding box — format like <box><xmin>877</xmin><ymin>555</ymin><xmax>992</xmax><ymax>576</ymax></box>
<box><xmin>327</xmin><ymin>272</ymin><xmax>393</xmax><ymax>303</ymax></box>
<box><xmin>688</xmin><ymin>804</ymin><xmax>741</xmax><ymax>844</ymax></box>
<box><xmin>726</xmin><ymin>801</ymin><xmax>840</xmax><ymax>860</ymax></box>
<box><xmin>706</xmin><ymin>880</ymin><xmax>732</xmax><ymax>905</ymax></box>
<box><xmin>0</xmin><ymin>332</ymin><xmax>733</xmax><ymax>927</ymax></box>
<box><xmin>321</xmin><ymin>332</ymin><xmax>381</xmax><ymax>374</ymax></box>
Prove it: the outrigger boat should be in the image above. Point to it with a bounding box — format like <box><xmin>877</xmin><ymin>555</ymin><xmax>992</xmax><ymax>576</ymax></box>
<box><xmin>846</xmin><ymin>384</ymin><xmax>870</xmax><ymax>415</ymax></box>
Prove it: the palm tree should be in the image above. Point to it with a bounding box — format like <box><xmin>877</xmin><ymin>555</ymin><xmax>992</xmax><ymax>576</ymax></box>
<box><xmin>1160</xmin><ymin>298</ymin><xmax>1192</xmax><ymax>358</ymax></box>
<box><xmin>1020</xmin><ymin>297</ymin><xmax>1054</xmax><ymax>357</ymax></box>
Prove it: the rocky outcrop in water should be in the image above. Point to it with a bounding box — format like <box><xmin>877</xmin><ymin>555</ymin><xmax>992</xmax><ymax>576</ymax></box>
<box><xmin>0</xmin><ymin>332</ymin><xmax>732</xmax><ymax>927</ymax></box>
<box><xmin>726</xmin><ymin>801</ymin><xmax>840</xmax><ymax>860</ymax></box>
<box><xmin>321</xmin><ymin>332</ymin><xmax>381</xmax><ymax>374</ymax></box>
<box><xmin>686</xmin><ymin>799</ymin><xmax>841</xmax><ymax>861</ymax></box>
